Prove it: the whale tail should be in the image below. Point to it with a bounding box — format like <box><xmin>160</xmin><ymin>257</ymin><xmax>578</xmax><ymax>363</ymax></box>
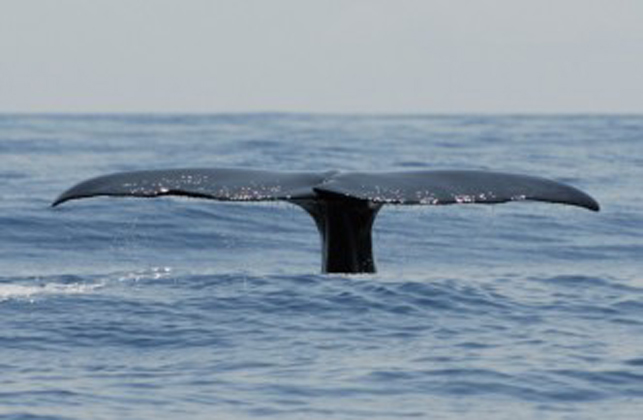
<box><xmin>52</xmin><ymin>168</ymin><xmax>599</xmax><ymax>273</ymax></box>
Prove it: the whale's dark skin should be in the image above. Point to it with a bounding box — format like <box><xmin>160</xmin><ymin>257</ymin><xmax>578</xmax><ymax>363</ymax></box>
<box><xmin>52</xmin><ymin>169</ymin><xmax>600</xmax><ymax>273</ymax></box>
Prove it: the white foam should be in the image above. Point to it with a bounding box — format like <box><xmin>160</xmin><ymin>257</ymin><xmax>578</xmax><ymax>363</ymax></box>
<box><xmin>116</xmin><ymin>266</ymin><xmax>173</xmax><ymax>283</ymax></box>
<box><xmin>0</xmin><ymin>281</ymin><xmax>103</xmax><ymax>302</ymax></box>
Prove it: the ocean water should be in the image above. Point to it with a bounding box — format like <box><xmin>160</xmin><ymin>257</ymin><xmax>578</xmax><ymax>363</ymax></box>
<box><xmin>1</xmin><ymin>114</ymin><xmax>642</xmax><ymax>419</ymax></box>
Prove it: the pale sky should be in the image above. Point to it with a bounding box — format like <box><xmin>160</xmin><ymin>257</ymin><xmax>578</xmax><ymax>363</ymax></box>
<box><xmin>1</xmin><ymin>0</ymin><xmax>642</xmax><ymax>114</ymax></box>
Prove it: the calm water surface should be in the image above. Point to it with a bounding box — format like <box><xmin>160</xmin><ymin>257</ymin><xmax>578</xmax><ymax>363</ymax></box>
<box><xmin>1</xmin><ymin>114</ymin><xmax>642</xmax><ymax>419</ymax></box>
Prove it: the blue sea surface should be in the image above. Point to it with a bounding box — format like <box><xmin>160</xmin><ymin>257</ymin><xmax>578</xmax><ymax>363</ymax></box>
<box><xmin>1</xmin><ymin>114</ymin><xmax>642</xmax><ymax>419</ymax></box>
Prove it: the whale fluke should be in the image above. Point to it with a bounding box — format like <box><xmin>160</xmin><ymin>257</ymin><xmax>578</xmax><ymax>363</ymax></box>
<box><xmin>53</xmin><ymin>169</ymin><xmax>599</xmax><ymax>273</ymax></box>
<box><xmin>315</xmin><ymin>170</ymin><xmax>600</xmax><ymax>210</ymax></box>
<box><xmin>52</xmin><ymin>168</ymin><xmax>332</xmax><ymax>206</ymax></box>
